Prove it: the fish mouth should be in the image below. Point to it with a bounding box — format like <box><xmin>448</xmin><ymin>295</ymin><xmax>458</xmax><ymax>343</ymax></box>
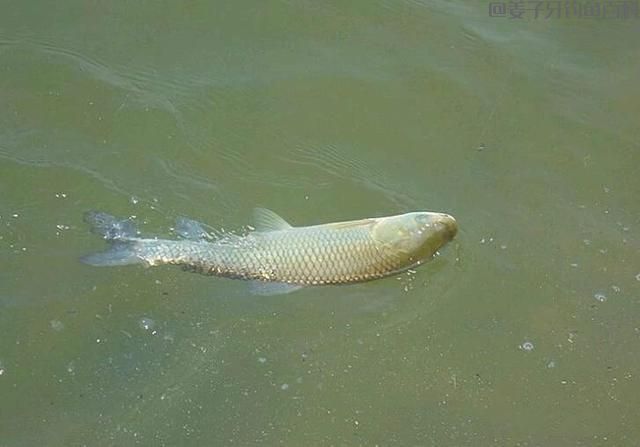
<box><xmin>434</xmin><ymin>213</ymin><xmax>458</xmax><ymax>241</ymax></box>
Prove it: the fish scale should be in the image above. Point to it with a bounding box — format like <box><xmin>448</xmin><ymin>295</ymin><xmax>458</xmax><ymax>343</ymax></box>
<box><xmin>187</xmin><ymin>225</ymin><xmax>391</xmax><ymax>285</ymax></box>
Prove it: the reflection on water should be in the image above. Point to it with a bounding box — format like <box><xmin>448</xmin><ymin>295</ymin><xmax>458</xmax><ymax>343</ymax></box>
<box><xmin>1</xmin><ymin>1</ymin><xmax>639</xmax><ymax>445</ymax></box>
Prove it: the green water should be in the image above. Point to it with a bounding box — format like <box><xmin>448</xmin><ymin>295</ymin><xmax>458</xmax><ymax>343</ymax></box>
<box><xmin>1</xmin><ymin>1</ymin><xmax>639</xmax><ymax>445</ymax></box>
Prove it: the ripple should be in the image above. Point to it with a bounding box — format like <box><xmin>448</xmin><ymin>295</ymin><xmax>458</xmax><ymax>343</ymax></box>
<box><xmin>283</xmin><ymin>143</ymin><xmax>418</xmax><ymax>208</ymax></box>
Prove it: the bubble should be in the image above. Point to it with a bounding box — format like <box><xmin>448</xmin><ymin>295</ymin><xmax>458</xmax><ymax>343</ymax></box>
<box><xmin>636</xmin><ymin>273</ymin><xmax>640</xmax><ymax>282</ymax></box>
<box><xmin>138</xmin><ymin>317</ymin><xmax>156</xmax><ymax>331</ymax></box>
<box><xmin>611</xmin><ymin>285</ymin><xmax>621</xmax><ymax>293</ymax></box>
<box><xmin>547</xmin><ymin>360</ymin><xmax>556</xmax><ymax>369</ymax></box>
<box><xmin>594</xmin><ymin>292</ymin><xmax>607</xmax><ymax>302</ymax></box>
<box><xmin>49</xmin><ymin>320</ymin><xmax>64</xmax><ymax>331</ymax></box>
<box><xmin>280</xmin><ymin>383</ymin><xmax>289</xmax><ymax>390</ymax></box>
<box><xmin>0</xmin><ymin>360</ymin><xmax>5</xmax><ymax>376</ymax></box>
<box><xmin>520</xmin><ymin>341</ymin><xmax>534</xmax><ymax>352</ymax></box>
<box><xmin>257</xmin><ymin>357</ymin><xmax>267</xmax><ymax>364</ymax></box>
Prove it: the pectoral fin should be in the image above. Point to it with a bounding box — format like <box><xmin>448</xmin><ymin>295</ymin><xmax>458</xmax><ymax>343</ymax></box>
<box><xmin>248</xmin><ymin>280</ymin><xmax>303</xmax><ymax>296</ymax></box>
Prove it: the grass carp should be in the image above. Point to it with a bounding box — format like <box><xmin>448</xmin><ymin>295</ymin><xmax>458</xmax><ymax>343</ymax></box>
<box><xmin>82</xmin><ymin>208</ymin><xmax>457</xmax><ymax>295</ymax></box>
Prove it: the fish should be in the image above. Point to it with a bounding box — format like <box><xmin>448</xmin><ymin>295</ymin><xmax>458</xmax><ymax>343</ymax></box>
<box><xmin>81</xmin><ymin>208</ymin><xmax>458</xmax><ymax>295</ymax></box>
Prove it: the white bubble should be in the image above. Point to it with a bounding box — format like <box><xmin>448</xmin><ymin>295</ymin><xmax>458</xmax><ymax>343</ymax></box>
<box><xmin>138</xmin><ymin>317</ymin><xmax>156</xmax><ymax>331</ymax></box>
<box><xmin>636</xmin><ymin>273</ymin><xmax>640</xmax><ymax>282</ymax></box>
<box><xmin>50</xmin><ymin>320</ymin><xmax>64</xmax><ymax>331</ymax></box>
<box><xmin>547</xmin><ymin>360</ymin><xmax>556</xmax><ymax>369</ymax></box>
<box><xmin>520</xmin><ymin>341</ymin><xmax>534</xmax><ymax>352</ymax></box>
<box><xmin>280</xmin><ymin>383</ymin><xmax>289</xmax><ymax>390</ymax></box>
<box><xmin>257</xmin><ymin>357</ymin><xmax>267</xmax><ymax>364</ymax></box>
<box><xmin>594</xmin><ymin>293</ymin><xmax>607</xmax><ymax>302</ymax></box>
<box><xmin>0</xmin><ymin>360</ymin><xmax>4</xmax><ymax>376</ymax></box>
<box><xmin>611</xmin><ymin>285</ymin><xmax>621</xmax><ymax>293</ymax></box>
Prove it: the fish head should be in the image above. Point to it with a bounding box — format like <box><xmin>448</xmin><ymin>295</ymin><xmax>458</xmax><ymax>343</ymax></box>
<box><xmin>372</xmin><ymin>211</ymin><xmax>458</xmax><ymax>263</ymax></box>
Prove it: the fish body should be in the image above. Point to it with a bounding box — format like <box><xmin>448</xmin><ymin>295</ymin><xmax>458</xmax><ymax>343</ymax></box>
<box><xmin>82</xmin><ymin>208</ymin><xmax>457</xmax><ymax>294</ymax></box>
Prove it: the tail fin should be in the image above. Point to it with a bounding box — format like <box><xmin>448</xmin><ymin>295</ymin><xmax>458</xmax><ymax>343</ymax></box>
<box><xmin>82</xmin><ymin>211</ymin><xmax>143</xmax><ymax>267</ymax></box>
<box><xmin>80</xmin><ymin>241</ymin><xmax>142</xmax><ymax>266</ymax></box>
<box><xmin>84</xmin><ymin>211</ymin><xmax>138</xmax><ymax>240</ymax></box>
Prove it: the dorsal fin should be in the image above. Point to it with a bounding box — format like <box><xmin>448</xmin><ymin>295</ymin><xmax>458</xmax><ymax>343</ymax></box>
<box><xmin>252</xmin><ymin>208</ymin><xmax>293</xmax><ymax>232</ymax></box>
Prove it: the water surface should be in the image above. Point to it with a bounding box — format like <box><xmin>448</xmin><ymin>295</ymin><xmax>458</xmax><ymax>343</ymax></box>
<box><xmin>1</xmin><ymin>1</ymin><xmax>639</xmax><ymax>445</ymax></box>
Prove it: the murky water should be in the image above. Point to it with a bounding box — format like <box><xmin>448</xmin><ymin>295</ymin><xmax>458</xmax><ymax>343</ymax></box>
<box><xmin>1</xmin><ymin>1</ymin><xmax>639</xmax><ymax>445</ymax></box>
